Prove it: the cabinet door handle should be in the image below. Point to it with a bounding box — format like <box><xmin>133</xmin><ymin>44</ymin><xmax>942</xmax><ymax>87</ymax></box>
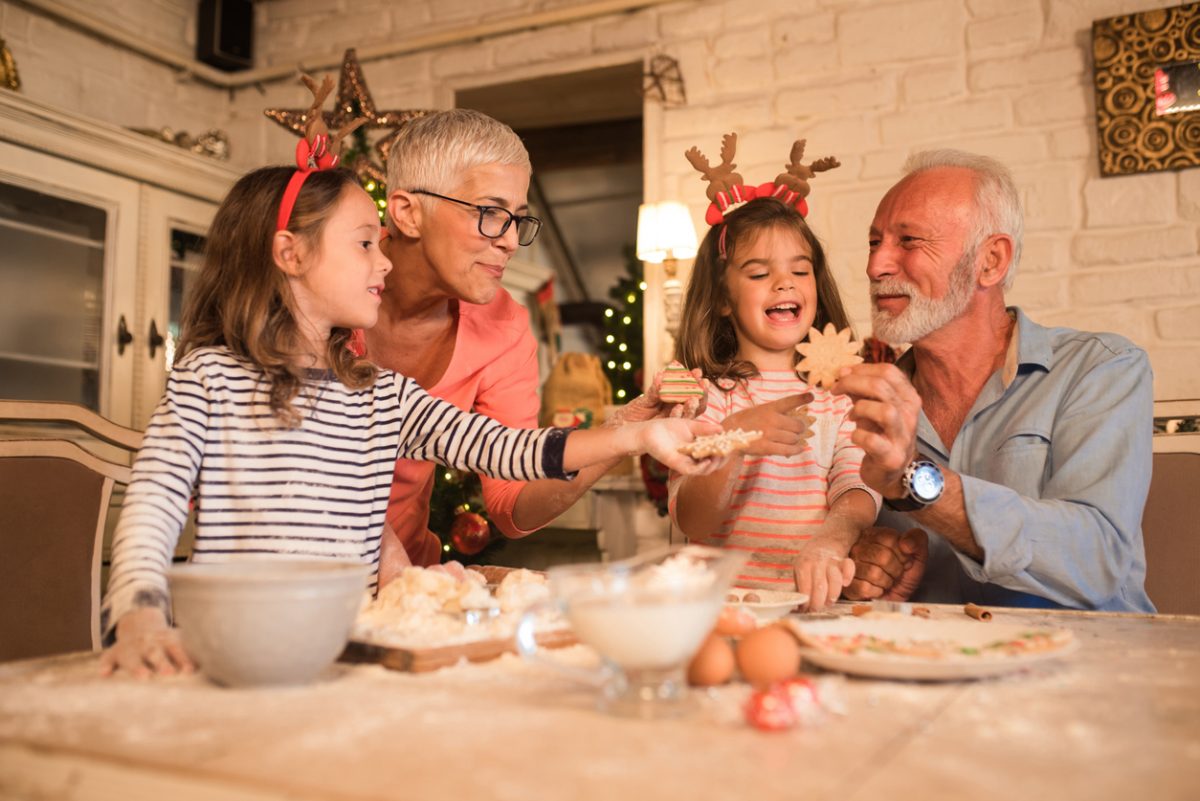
<box><xmin>148</xmin><ymin>319</ymin><xmax>165</xmax><ymax>359</ymax></box>
<box><xmin>116</xmin><ymin>314</ymin><xmax>133</xmax><ymax>356</ymax></box>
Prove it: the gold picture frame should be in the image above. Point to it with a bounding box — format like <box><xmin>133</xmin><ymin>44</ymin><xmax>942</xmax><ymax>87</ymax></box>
<box><xmin>1092</xmin><ymin>3</ymin><xmax>1200</xmax><ymax>176</ymax></box>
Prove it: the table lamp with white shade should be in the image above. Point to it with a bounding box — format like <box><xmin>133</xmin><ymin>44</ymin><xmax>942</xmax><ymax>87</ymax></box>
<box><xmin>636</xmin><ymin>201</ymin><xmax>698</xmax><ymax>336</ymax></box>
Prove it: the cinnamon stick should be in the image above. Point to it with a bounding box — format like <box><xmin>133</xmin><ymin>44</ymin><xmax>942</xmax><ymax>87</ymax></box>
<box><xmin>964</xmin><ymin>603</ymin><xmax>992</xmax><ymax>621</ymax></box>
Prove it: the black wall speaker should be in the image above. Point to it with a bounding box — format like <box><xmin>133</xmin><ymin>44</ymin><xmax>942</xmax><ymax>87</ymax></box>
<box><xmin>197</xmin><ymin>0</ymin><xmax>254</xmax><ymax>72</ymax></box>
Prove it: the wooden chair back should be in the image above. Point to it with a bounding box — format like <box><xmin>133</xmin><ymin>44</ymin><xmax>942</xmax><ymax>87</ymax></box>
<box><xmin>0</xmin><ymin>400</ymin><xmax>142</xmax><ymax>661</ymax></box>
<box><xmin>1144</xmin><ymin>400</ymin><xmax>1200</xmax><ymax>615</ymax></box>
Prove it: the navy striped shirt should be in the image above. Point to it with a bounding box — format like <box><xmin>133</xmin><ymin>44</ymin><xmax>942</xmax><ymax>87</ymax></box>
<box><xmin>101</xmin><ymin>346</ymin><xmax>568</xmax><ymax>640</ymax></box>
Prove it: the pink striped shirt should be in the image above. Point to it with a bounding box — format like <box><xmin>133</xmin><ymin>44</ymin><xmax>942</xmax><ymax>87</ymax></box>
<box><xmin>668</xmin><ymin>371</ymin><xmax>879</xmax><ymax>589</ymax></box>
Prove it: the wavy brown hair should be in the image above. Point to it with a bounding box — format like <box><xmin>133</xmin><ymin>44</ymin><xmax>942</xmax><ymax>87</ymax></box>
<box><xmin>176</xmin><ymin>166</ymin><xmax>377</xmax><ymax>426</ymax></box>
<box><xmin>674</xmin><ymin>198</ymin><xmax>853</xmax><ymax>386</ymax></box>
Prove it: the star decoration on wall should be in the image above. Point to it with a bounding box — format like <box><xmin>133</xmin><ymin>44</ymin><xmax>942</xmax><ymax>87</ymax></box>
<box><xmin>643</xmin><ymin>54</ymin><xmax>686</xmax><ymax>108</ymax></box>
<box><xmin>264</xmin><ymin>48</ymin><xmax>434</xmax><ymax>184</ymax></box>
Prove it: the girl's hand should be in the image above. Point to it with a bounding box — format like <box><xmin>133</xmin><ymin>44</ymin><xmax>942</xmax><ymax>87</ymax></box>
<box><xmin>792</xmin><ymin>544</ymin><xmax>855</xmax><ymax>611</ymax></box>
<box><xmin>631</xmin><ymin>418</ymin><xmax>725</xmax><ymax>475</ymax></box>
<box><xmin>99</xmin><ymin>607</ymin><xmax>195</xmax><ymax>679</ymax></box>
<box><xmin>722</xmin><ymin>393</ymin><xmax>814</xmax><ymax>456</ymax></box>
<box><xmin>605</xmin><ymin>367</ymin><xmax>710</xmax><ymax>427</ymax></box>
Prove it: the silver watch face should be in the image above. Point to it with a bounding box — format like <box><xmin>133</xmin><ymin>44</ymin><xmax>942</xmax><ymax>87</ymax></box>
<box><xmin>910</xmin><ymin>462</ymin><xmax>944</xmax><ymax>502</ymax></box>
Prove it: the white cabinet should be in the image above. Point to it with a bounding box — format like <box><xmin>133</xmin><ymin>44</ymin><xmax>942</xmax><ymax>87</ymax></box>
<box><xmin>0</xmin><ymin>92</ymin><xmax>239</xmax><ymax>429</ymax></box>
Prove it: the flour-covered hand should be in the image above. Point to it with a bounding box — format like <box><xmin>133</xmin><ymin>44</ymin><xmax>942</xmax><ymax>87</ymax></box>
<box><xmin>99</xmin><ymin>607</ymin><xmax>195</xmax><ymax>679</ymax></box>
<box><xmin>793</xmin><ymin>545</ymin><xmax>855</xmax><ymax>611</ymax></box>
<box><xmin>630</xmin><ymin>417</ymin><xmax>725</xmax><ymax>475</ymax></box>
<box><xmin>606</xmin><ymin>366</ymin><xmax>710</xmax><ymax>427</ymax></box>
<box><xmin>721</xmin><ymin>393</ymin><xmax>814</xmax><ymax>457</ymax></box>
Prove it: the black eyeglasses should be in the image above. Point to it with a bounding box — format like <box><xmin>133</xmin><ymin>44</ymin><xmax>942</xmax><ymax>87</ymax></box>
<box><xmin>409</xmin><ymin>189</ymin><xmax>542</xmax><ymax>246</ymax></box>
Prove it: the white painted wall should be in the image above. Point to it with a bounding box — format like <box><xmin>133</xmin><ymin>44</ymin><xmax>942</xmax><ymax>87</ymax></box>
<box><xmin>3</xmin><ymin>0</ymin><xmax>1197</xmax><ymax>397</ymax></box>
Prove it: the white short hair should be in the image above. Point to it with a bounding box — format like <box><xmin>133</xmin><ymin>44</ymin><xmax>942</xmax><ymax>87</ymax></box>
<box><xmin>902</xmin><ymin>149</ymin><xmax>1024</xmax><ymax>290</ymax></box>
<box><xmin>385</xmin><ymin>109</ymin><xmax>531</xmax><ymax>230</ymax></box>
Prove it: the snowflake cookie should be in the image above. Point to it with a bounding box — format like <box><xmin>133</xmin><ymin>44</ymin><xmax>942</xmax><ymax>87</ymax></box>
<box><xmin>795</xmin><ymin>324</ymin><xmax>863</xmax><ymax>388</ymax></box>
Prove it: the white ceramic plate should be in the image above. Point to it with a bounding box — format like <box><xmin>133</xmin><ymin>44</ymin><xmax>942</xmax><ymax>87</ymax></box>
<box><xmin>727</xmin><ymin>588</ymin><xmax>809</xmax><ymax>620</ymax></box>
<box><xmin>789</xmin><ymin>616</ymin><xmax>1077</xmax><ymax>681</ymax></box>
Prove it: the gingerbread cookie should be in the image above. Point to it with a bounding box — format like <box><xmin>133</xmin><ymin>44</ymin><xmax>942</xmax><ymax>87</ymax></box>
<box><xmin>795</xmin><ymin>324</ymin><xmax>863</xmax><ymax>388</ymax></box>
<box><xmin>659</xmin><ymin>360</ymin><xmax>705</xmax><ymax>403</ymax></box>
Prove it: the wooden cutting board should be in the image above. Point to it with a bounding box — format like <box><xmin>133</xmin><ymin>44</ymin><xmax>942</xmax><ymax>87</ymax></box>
<box><xmin>340</xmin><ymin>627</ymin><xmax>577</xmax><ymax>673</ymax></box>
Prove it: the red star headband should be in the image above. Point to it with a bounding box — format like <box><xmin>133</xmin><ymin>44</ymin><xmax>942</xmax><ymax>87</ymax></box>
<box><xmin>275</xmin><ymin>74</ymin><xmax>368</xmax><ymax>232</ymax></box>
<box><xmin>685</xmin><ymin>133</ymin><xmax>840</xmax><ymax>257</ymax></box>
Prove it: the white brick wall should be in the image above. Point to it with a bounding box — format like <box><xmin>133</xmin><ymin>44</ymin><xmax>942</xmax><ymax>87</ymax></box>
<box><xmin>1</xmin><ymin>0</ymin><xmax>231</xmax><ymax>140</ymax></box>
<box><xmin>5</xmin><ymin>0</ymin><xmax>1197</xmax><ymax>398</ymax></box>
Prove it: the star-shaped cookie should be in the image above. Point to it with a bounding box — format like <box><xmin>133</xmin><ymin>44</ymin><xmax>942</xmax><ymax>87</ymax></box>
<box><xmin>795</xmin><ymin>324</ymin><xmax>863</xmax><ymax>388</ymax></box>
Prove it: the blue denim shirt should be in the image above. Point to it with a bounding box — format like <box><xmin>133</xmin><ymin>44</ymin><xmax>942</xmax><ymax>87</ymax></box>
<box><xmin>877</xmin><ymin>307</ymin><xmax>1155</xmax><ymax>612</ymax></box>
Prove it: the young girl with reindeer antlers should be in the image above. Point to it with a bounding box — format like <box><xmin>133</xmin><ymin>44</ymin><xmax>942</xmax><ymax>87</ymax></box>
<box><xmin>669</xmin><ymin>133</ymin><xmax>881</xmax><ymax>611</ymax></box>
<box><xmin>99</xmin><ymin>77</ymin><xmax>725</xmax><ymax>678</ymax></box>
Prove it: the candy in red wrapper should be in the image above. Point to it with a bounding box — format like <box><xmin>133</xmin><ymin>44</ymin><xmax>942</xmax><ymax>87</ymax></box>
<box><xmin>778</xmin><ymin>676</ymin><xmax>824</xmax><ymax>726</ymax></box>
<box><xmin>743</xmin><ymin>685</ymin><xmax>798</xmax><ymax>732</ymax></box>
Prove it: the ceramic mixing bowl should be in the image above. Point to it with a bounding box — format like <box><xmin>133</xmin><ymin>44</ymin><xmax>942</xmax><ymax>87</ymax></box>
<box><xmin>169</xmin><ymin>559</ymin><xmax>370</xmax><ymax>687</ymax></box>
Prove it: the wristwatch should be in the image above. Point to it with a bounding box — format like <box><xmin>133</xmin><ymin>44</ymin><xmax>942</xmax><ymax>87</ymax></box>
<box><xmin>882</xmin><ymin>457</ymin><xmax>945</xmax><ymax>512</ymax></box>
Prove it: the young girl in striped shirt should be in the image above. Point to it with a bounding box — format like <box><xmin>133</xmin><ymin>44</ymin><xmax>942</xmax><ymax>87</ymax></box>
<box><xmin>101</xmin><ymin>164</ymin><xmax>721</xmax><ymax>678</ymax></box>
<box><xmin>668</xmin><ymin>198</ymin><xmax>880</xmax><ymax>609</ymax></box>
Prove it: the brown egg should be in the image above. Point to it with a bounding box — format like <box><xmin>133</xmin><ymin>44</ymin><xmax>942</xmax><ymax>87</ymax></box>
<box><xmin>713</xmin><ymin>605</ymin><xmax>758</xmax><ymax>638</ymax></box>
<box><xmin>742</xmin><ymin>591</ymin><xmax>762</xmax><ymax>603</ymax></box>
<box><xmin>687</xmin><ymin>633</ymin><xmax>736</xmax><ymax>686</ymax></box>
<box><xmin>735</xmin><ymin>624</ymin><xmax>802</xmax><ymax>688</ymax></box>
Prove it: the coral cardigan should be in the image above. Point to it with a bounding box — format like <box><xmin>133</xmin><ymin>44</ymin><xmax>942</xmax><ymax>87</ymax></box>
<box><xmin>356</xmin><ymin>288</ymin><xmax>542</xmax><ymax>566</ymax></box>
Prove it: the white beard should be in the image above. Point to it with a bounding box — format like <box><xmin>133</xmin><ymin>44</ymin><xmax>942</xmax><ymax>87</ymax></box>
<box><xmin>870</xmin><ymin>249</ymin><xmax>978</xmax><ymax>345</ymax></box>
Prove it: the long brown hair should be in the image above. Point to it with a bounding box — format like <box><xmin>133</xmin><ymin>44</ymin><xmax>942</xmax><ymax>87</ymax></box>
<box><xmin>674</xmin><ymin>198</ymin><xmax>852</xmax><ymax>385</ymax></box>
<box><xmin>177</xmin><ymin>166</ymin><xmax>377</xmax><ymax>425</ymax></box>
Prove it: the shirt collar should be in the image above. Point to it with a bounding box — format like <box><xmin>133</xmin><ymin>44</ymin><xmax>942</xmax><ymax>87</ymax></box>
<box><xmin>890</xmin><ymin>305</ymin><xmax>1050</xmax><ymax>387</ymax></box>
<box><xmin>1007</xmin><ymin>305</ymin><xmax>1053</xmax><ymax>385</ymax></box>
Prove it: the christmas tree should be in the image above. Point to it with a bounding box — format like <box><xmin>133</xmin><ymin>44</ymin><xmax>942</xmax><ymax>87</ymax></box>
<box><xmin>599</xmin><ymin>246</ymin><xmax>646</xmax><ymax>401</ymax></box>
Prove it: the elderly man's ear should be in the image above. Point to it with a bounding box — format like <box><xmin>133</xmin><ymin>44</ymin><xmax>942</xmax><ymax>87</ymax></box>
<box><xmin>977</xmin><ymin>234</ymin><xmax>1014</xmax><ymax>289</ymax></box>
<box><xmin>387</xmin><ymin>191</ymin><xmax>422</xmax><ymax>239</ymax></box>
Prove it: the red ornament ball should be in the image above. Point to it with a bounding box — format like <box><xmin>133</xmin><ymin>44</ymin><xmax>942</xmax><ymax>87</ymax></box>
<box><xmin>450</xmin><ymin>511</ymin><xmax>490</xmax><ymax>555</ymax></box>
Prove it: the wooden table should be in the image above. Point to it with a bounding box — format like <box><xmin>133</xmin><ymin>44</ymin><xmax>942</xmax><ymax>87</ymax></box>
<box><xmin>1</xmin><ymin>606</ymin><xmax>1198</xmax><ymax>801</ymax></box>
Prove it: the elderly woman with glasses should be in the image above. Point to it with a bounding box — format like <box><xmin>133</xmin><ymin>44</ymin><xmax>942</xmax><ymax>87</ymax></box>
<box><xmin>361</xmin><ymin>109</ymin><xmax>697</xmax><ymax>579</ymax></box>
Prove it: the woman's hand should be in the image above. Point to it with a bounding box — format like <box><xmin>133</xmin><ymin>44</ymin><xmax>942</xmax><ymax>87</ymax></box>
<box><xmin>99</xmin><ymin>607</ymin><xmax>194</xmax><ymax>679</ymax></box>
<box><xmin>604</xmin><ymin>367</ymin><xmax>709</xmax><ymax>427</ymax></box>
<box><xmin>721</xmin><ymin>393</ymin><xmax>814</xmax><ymax>456</ymax></box>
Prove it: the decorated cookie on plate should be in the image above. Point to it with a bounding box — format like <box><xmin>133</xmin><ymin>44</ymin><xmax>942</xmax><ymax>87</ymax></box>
<box><xmin>795</xmin><ymin>324</ymin><xmax>863</xmax><ymax>388</ymax></box>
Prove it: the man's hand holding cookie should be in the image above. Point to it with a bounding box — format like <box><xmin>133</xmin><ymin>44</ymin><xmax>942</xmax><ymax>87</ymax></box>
<box><xmin>830</xmin><ymin>362</ymin><xmax>922</xmax><ymax>499</ymax></box>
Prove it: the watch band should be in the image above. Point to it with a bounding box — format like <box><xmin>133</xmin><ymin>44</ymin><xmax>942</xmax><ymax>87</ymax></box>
<box><xmin>882</xmin><ymin>493</ymin><xmax>927</xmax><ymax>512</ymax></box>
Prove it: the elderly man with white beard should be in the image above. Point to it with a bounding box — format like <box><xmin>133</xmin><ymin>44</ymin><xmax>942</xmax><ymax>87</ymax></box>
<box><xmin>834</xmin><ymin>150</ymin><xmax>1155</xmax><ymax>612</ymax></box>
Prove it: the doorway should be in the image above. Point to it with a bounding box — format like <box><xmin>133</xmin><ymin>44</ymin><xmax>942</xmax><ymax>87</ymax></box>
<box><xmin>456</xmin><ymin>62</ymin><xmax>644</xmax><ymax>321</ymax></box>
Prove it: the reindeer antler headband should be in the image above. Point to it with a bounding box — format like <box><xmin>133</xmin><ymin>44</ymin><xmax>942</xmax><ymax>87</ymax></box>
<box><xmin>275</xmin><ymin>74</ymin><xmax>369</xmax><ymax>232</ymax></box>
<box><xmin>686</xmin><ymin>133</ymin><xmax>840</xmax><ymax>255</ymax></box>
